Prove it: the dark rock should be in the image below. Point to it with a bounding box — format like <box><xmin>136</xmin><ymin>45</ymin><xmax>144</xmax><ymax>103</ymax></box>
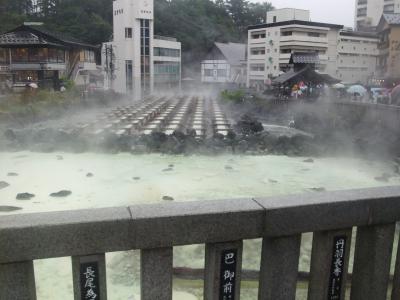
<box><xmin>269</xmin><ymin>179</ymin><xmax>278</xmax><ymax>183</ymax></box>
<box><xmin>162</xmin><ymin>168</ymin><xmax>173</xmax><ymax>172</ymax></box>
<box><xmin>235</xmin><ymin>114</ymin><xmax>264</xmax><ymax>135</ymax></box>
<box><xmin>0</xmin><ymin>181</ymin><xmax>10</xmax><ymax>190</ymax></box>
<box><xmin>303</xmin><ymin>158</ymin><xmax>314</xmax><ymax>163</ymax></box>
<box><xmin>16</xmin><ymin>193</ymin><xmax>35</xmax><ymax>200</ymax></box>
<box><xmin>236</xmin><ymin>140</ymin><xmax>249</xmax><ymax>153</ymax></box>
<box><xmin>0</xmin><ymin>206</ymin><xmax>22</xmax><ymax>212</ymax></box>
<box><xmin>225</xmin><ymin>165</ymin><xmax>233</xmax><ymax>170</ymax></box>
<box><xmin>4</xmin><ymin>129</ymin><xmax>16</xmax><ymax>141</ymax></box>
<box><xmin>309</xmin><ymin>187</ymin><xmax>326</xmax><ymax>192</ymax></box>
<box><xmin>86</xmin><ymin>173</ymin><xmax>94</xmax><ymax>178</ymax></box>
<box><xmin>50</xmin><ymin>190</ymin><xmax>72</xmax><ymax>197</ymax></box>
<box><xmin>133</xmin><ymin>177</ymin><xmax>141</xmax><ymax>180</ymax></box>
<box><xmin>186</xmin><ymin>129</ymin><xmax>197</xmax><ymax>137</ymax></box>
<box><xmin>7</xmin><ymin>172</ymin><xmax>18</xmax><ymax>176</ymax></box>
<box><xmin>301</xmin><ymin>168</ymin><xmax>310</xmax><ymax>172</ymax></box>
<box><xmin>168</xmin><ymin>164</ymin><xmax>174</xmax><ymax>168</ymax></box>
<box><xmin>162</xmin><ymin>196</ymin><xmax>174</xmax><ymax>201</ymax></box>
<box><xmin>374</xmin><ymin>173</ymin><xmax>392</xmax><ymax>182</ymax></box>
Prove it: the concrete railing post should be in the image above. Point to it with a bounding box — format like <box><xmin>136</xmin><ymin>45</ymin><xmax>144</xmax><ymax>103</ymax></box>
<box><xmin>141</xmin><ymin>247</ymin><xmax>173</xmax><ymax>300</ymax></box>
<box><xmin>350</xmin><ymin>224</ymin><xmax>395</xmax><ymax>300</ymax></box>
<box><xmin>0</xmin><ymin>261</ymin><xmax>37</xmax><ymax>300</ymax></box>
<box><xmin>308</xmin><ymin>229</ymin><xmax>352</xmax><ymax>300</ymax></box>
<box><xmin>392</xmin><ymin>231</ymin><xmax>400</xmax><ymax>300</ymax></box>
<box><xmin>72</xmin><ymin>254</ymin><xmax>107</xmax><ymax>300</ymax></box>
<box><xmin>204</xmin><ymin>241</ymin><xmax>243</xmax><ymax>300</ymax></box>
<box><xmin>258</xmin><ymin>234</ymin><xmax>301</xmax><ymax>300</ymax></box>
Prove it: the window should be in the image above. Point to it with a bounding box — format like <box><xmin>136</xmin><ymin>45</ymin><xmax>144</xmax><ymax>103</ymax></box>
<box><xmin>357</xmin><ymin>7</ymin><xmax>367</xmax><ymax>16</ymax></box>
<box><xmin>154</xmin><ymin>47</ymin><xmax>180</xmax><ymax>57</ymax></box>
<box><xmin>140</xmin><ymin>19</ymin><xmax>150</xmax><ymax>93</ymax></box>
<box><xmin>204</xmin><ymin>69</ymin><xmax>213</xmax><ymax>76</ymax></box>
<box><xmin>250</xmin><ymin>64</ymin><xmax>265</xmax><ymax>71</ymax></box>
<box><xmin>308</xmin><ymin>32</ymin><xmax>320</xmax><ymax>37</ymax></box>
<box><xmin>273</xmin><ymin>16</ymin><xmax>277</xmax><ymax>23</ymax></box>
<box><xmin>125</xmin><ymin>28</ymin><xmax>132</xmax><ymax>38</ymax></box>
<box><xmin>281</xmin><ymin>31</ymin><xmax>292</xmax><ymax>36</ymax></box>
<box><xmin>125</xmin><ymin>60</ymin><xmax>133</xmax><ymax>93</ymax></box>
<box><xmin>0</xmin><ymin>48</ymin><xmax>8</xmax><ymax>64</ymax></box>
<box><xmin>217</xmin><ymin>69</ymin><xmax>227</xmax><ymax>77</ymax></box>
<box><xmin>251</xmin><ymin>31</ymin><xmax>266</xmax><ymax>39</ymax></box>
<box><xmin>250</xmin><ymin>47</ymin><xmax>265</xmax><ymax>55</ymax></box>
<box><xmin>384</xmin><ymin>4</ymin><xmax>394</xmax><ymax>13</ymax></box>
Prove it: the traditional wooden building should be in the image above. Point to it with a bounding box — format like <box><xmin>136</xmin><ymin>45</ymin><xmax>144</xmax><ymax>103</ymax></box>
<box><xmin>0</xmin><ymin>22</ymin><xmax>100</xmax><ymax>90</ymax></box>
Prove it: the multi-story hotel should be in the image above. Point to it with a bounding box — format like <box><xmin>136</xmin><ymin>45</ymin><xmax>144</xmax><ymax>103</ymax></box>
<box><xmin>355</xmin><ymin>0</ymin><xmax>400</xmax><ymax>30</ymax></box>
<box><xmin>247</xmin><ymin>8</ymin><xmax>379</xmax><ymax>87</ymax></box>
<box><xmin>102</xmin><ymin>0</ymin><xmax>181</xmax><ymax>99</ymax></box>
<box><xmin>376</xmin><ymin>13</ymin><xmax>400</xmax><ymax>81</ymax></box>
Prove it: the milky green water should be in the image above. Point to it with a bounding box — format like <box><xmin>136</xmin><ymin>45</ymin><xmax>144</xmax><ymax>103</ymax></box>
<box><xmin>0</xmin><ymin>152</ymin><xmax>399</xmax><ymax>299</ymax></box>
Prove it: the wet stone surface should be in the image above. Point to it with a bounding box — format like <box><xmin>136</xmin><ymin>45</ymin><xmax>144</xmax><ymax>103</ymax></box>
<box><xmin>0</xmin><ymin>206</ymin><xmax>22</xmax><ymax>212</ymax></box>
<box><xmin>16</xmin><ymin>193</ymin><xmax>35</xmax><ymax>200</ymax></box>
<box><xmin>0</xmin><ymin>181</ymin><xmax>10</xmax><ymax>190</ymax></box>
<box><xmin>50</xmin><ymin>190</ymin><xmax>72</xmax><ymax>197</ymax></box>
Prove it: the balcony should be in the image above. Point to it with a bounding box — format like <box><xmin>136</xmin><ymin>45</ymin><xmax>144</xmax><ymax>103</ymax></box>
<box><xmin>10</xmin><ymin>62</ymin><xmax>66</xmax><ymax>71</ymax></box>
<box><xmin>280</xmin><ymin>35</ymin><xmax>328</xmax><ymax>46</ymax></box>
<box><xmin>1</xmin><ymin>186</ymin><xmax>400</xmax><ymax>299</ymax></box>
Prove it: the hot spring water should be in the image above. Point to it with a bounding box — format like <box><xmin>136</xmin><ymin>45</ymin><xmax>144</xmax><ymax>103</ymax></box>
<box><xmin>1</xmin><ymin>152</ymin><xmax>399</xmax><ymax>299</ymax></box>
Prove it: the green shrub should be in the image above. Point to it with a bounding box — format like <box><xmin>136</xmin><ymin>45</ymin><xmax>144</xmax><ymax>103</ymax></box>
<box><xmin>221</xmin><ymin>89</ymin><xmax>245</xmax><ymax>103</ymax></box>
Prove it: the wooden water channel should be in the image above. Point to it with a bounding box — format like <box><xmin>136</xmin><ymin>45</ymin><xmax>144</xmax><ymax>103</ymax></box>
<box><xmin>1</xmin><ymin>186</ymin><xmax>400</xmax><ymax>299</ymax></box>
<box><xmin>83</xmin><ymin>96</ymin><xmax>232</xmax><ymax>139</ymax></box>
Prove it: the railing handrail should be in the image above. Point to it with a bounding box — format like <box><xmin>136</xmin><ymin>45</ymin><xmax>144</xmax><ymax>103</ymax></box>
<box><xmin>1</xmin><ymin>185</ymin><xmax>400</xmax><ymax>264</ymax></box>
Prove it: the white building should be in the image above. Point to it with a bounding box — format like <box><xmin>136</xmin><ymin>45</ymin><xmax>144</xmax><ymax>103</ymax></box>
<box><xmin>247</xmin><ymin>8</ymin><xmax>379</xmax><ymax>87</ymax></box>
<box><xmin>201</xmin><ymin>42</ymin><xmax>246</xmax><ymax>86</ymax></box>
<box><xmin>337</xmin><ymin>30</ymin><xmax>379</xmax><ymax>84</ymax></box>
<box><xmin>102</xmin><ymin>0</ymin><xmax>181</xmax><ymax>99</ymax></box>
<box><xmin>355</xmin><ymin>0</ymin><xmax>400</xmax><ymax>30</ymax></box>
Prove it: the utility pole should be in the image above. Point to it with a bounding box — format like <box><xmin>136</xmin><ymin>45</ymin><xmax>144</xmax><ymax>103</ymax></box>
<box><xmin>103</xmin><ymin>44</ymin><xmax>115</xmax><ymax>91</ymax></box>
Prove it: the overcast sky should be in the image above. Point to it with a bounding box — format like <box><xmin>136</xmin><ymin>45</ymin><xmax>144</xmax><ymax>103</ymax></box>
<box><xmin>249</xmin><ymin>0</ymin><xmax>356</xmax><ymax>28</ymax></box>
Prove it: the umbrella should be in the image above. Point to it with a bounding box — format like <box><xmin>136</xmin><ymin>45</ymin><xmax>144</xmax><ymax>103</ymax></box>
<box><xmin>347</xmin><ymin>85</ymin><xmax>367</xmax><ymax>96</ymax></box>
<box><xmin>332</xmin><ymin>83</ymin><xmax>345</xmax><ymax>89</ymax></box>
<box><xmin>390</xmin><ymin>85</ymin><xmax>400</xmax><ymax>104</ymax></box>
<box><xmin>28</xmin><ymin>83</ymin><xmax>38</xmax><ymax>89</ymax></box>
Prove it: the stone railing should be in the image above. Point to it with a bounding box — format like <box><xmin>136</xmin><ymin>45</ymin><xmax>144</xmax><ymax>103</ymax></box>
<box><xmin>1</xmin><ymin>186</ymin><xmax>400</xmax><ymax>299</ymax></box>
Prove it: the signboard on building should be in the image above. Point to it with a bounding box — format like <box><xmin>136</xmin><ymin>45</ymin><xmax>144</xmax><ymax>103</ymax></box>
<box><xmin>135</xmin><ymin>0</ymin><xmax>153</xmax><ymax>19</ymax></box>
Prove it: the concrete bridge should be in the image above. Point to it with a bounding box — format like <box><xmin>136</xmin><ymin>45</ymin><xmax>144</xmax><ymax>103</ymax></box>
<box><xmin>1</xmin><ymin>186</ymin><xmax>400</xmax><ymax>299</ymax></box>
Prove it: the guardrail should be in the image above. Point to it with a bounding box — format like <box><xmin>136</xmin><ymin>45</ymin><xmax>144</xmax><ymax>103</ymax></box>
<box><xmin>1</xmin><ymin>186</ymin><xmax>400</xmax><ymax>299</ymax></box>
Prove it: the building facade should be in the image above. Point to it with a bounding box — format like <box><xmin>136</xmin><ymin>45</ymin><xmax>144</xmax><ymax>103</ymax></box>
<box><xmin>103</xmin><ymin>0</ymin><xmax>181</xmax><ymax>99</ymax></box>
<box><xmin>201</xmin><ymin>42</ymin><xmax>246</xmax><ymax>86</ymax></box>
<box><xmin>0</xmin><ymin>23</ymin><xmax>99</xmax><ymax>91</ymax></box>
<box><xmin>376</xmin><ymin>13</ymin><xmax>400</xmax><ymax>81</ymax></box>
<box><xmin>355</xmin><ymin>0</ymin><xmax>400</xmax><ymax>30</ymax></box>
<box><xmin>337</xmin><ymin>30</ymin><xmax>379</xmax><ymax>83</ymax></box>
<box><xmin>247</xmin><ymin>8</ymin><xmax>379</xmax><ymax>87</ymax></box>
<box><xmin>247</xmin><ymin>9</ymin><xmax>343</xmax><ymax>88</ymax></box>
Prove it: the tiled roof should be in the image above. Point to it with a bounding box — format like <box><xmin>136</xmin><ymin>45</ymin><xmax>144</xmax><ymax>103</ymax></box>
<box><xmin>290</xmin><ymin>52</ymin><xmax>320</xmax><ymax>64</ymax></box>
<box><xmin>383</xmin><ymin>13</ymin><xmax>400</xmax><ymax>25</ymax></box>
<box><xmin>0</xmin><ymin>24</ymin><xmax>97</xmax><ymax>49</ymax></box>
<box><xmin>0</xmin><ymin>31</ymin><xmax>63</xmax><ymax>47</ymax></box>
<box><xmin>214</xmin><ymin>42</ymin><xmax>246</xmax><ymax>66</ymax></box>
